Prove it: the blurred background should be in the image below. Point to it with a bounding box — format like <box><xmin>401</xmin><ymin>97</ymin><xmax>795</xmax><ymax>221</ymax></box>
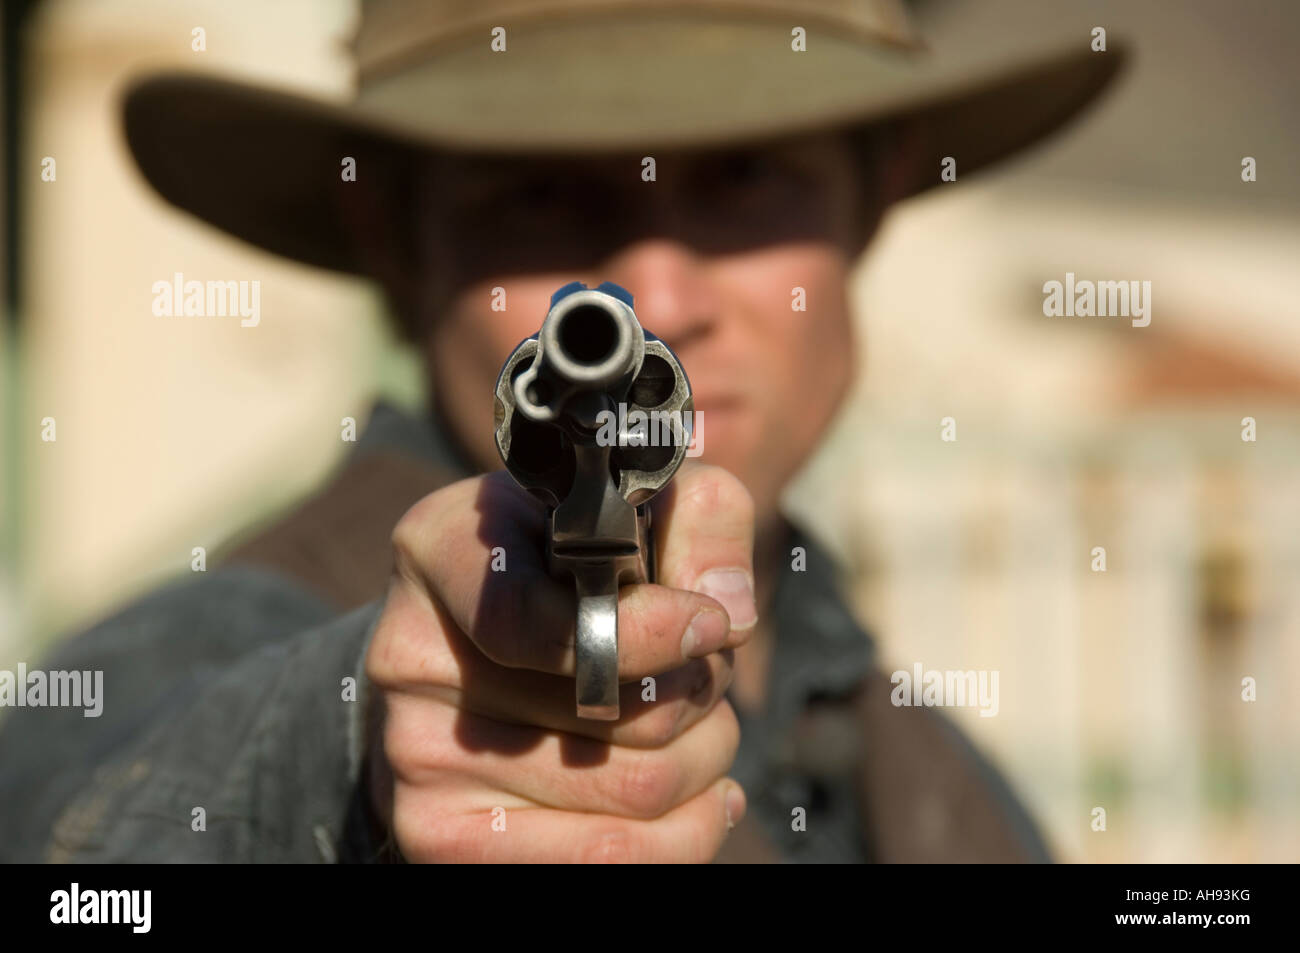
<box><xmin>2</xmin><ymin>0</ymin><xmax>1297</xmax><ymax>862</ymax></box>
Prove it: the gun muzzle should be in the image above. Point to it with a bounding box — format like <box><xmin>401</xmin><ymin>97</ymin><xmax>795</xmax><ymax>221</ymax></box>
<box><xmin>511</xmin><ymin>289</ymin><xmax>644</xmax><ymax>434</ymax></box>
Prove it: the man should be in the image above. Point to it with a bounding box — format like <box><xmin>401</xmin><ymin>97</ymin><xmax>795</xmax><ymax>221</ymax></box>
<box><xmin>0</xmin><ymin>0</ymin><xmax>1125</xmax><ymax>862</ymax></box>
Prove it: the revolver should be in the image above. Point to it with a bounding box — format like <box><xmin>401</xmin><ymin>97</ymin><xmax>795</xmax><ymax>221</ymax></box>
<box><xmin>493</xmin><ymin>281</ymin><xmax>694</xmax><ymax>720</ymax></box>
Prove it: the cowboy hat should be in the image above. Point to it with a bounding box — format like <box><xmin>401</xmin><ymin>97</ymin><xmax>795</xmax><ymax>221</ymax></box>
<box><xmin>121</xmin><ymin>0</ymin><xmax>1128</xmax><ymax>274</ymax></box>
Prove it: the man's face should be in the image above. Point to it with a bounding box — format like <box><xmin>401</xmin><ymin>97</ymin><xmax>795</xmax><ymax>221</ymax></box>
<box><xmin>410</xmin><ymin>129</ymin><xmax>878</xmax><ymax>529</ymax></box>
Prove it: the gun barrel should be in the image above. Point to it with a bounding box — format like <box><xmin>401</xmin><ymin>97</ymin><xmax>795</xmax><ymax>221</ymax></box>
<box><xmin>512</xmin><ymin>289</ymin><xmax>645</xmax><ymax>432</ymax></box>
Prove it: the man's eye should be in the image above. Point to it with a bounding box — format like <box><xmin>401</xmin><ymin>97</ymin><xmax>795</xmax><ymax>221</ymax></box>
<box><xmin>702</xmin><ymin>153</ymin><xmax>804</xmax><ymax>201</ymax></box>
<box><xmin>511</xmin><ymin>178</ymin><xmax>575</xmax><ymax>208</ymax></box>
<box><xmin>737</xmin><ymin>153</ymin><xmax>780</xmax><ymax>182</ymax></box>
<box><xmin>714</xmin><ymin>153</ymin><xmax>770</xmax><ymax>186</ymax></box>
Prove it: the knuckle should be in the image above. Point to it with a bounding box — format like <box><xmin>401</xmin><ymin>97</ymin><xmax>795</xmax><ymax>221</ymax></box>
<box><xmin>391</xmin><ymin>488</ymin><xmax>447</xmax><ymax>553</ymax></box>
<box><xmin>685</xmin><ymin>655</ymin><xmax>724</xmax><ymax>704</ymax></box>
<box><xmin>380</xmin><ymin>713</ymin><xmax>418</xmax><ymax>780</ymax></box>
<box><xmin>625</xmin><ymin>657</ymin><xmax>721</xmax><ymax>747</ymax></box>
<box><xmin>691</xmin><ymin>810</ymin><xmax>728</xmax><ymax>863</ymax></box>
<box><xmin>388</xmin><ymin>530</ymin><xmax>423</xmax><ymax>590</ymax></box>
<box><xmin>389</xmin><ymin>784</ymin><xmax>451</xmax><ymax>862</ymax></box>
<box><xmin>610</xmin><ymin>752</ymin><xmax>681</xmax><ymax>819</ymax></box>
<box><xmin>390</xmin><ymin>504</ymin><xmax>422</xmax><ymax>556</ymax></box>
<box><xmin>391</xmin><ymin>478</ymin><xmax>479</xmax><ymax>568</ymax></box>
<box><xmin>633</xmin><ymin>700</ymin><xmax>685</xmax><ymax>748</ymax></box>
<box><xmin>367</xmin><ymin>589</ymin><xmax>456</xmax><ymax>689</ymax></box>
<box><xmin>362</xmin><ymin>640</ymin><xmax>392</xmax><ymax>690</ymax></box>
<box><xmin>382</xmin><ymin>703</ymin><xmax>444</xmax><ymax>781</ymax></box>
<box><xmin>575</xmin><ymin>826</ymin><xmax>640</xmax><ymax>864</ymax></box>
<box><xmin>390</xmin><ymin>503</ymin><xmax>422</xmax><ymax>554</ymax></box>
<box><xmin>405</xmin><ymin>816</ymin><xmax>475</xmax><ymax>864</ymax></box>
<box><xmin>365</xmin><ymin>634</ymin><xmax>404</xmax><ymax>692</ymax></box>
<box><xmin>714</xmin><ymin>699</ymin><xmax>742</xmax><ymax>759</ymax></box>
<box><xmin>422</xmin><ymin>816</ymin><xmax>482</xmax><ymax>864</ymax></box>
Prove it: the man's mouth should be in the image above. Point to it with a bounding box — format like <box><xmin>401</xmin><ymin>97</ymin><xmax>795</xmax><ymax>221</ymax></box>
<box><xmin>690</xmin><ymin>392</ymin><xmax>744</xmax><ymax>412</ymax></box>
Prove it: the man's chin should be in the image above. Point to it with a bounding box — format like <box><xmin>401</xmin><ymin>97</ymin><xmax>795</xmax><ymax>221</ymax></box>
<box><xmin>692</xmin><ymin>404</ymin><xmax>744</xmax><ymax>464</ymax></box>
<box><xmin>691</xmin><ymin>411</ymin><xmax>770</xmax><ymax>488</ymax></box>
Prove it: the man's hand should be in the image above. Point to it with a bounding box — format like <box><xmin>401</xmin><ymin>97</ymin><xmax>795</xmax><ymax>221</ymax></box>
<box><xmin>364</xmin><ymin>462</ymin><xmax>756</xmax><ymax>862</ymax></box>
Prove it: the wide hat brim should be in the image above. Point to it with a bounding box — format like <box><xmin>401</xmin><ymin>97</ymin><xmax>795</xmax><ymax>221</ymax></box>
<box><xmin>122</xmin><ymin>8</ymin><xmax>1128</xmax><ymax>274</ymax></box>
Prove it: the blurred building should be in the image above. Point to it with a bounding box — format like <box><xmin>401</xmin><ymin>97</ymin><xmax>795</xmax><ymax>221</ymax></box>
<box><xmin>7</xmin><ymin>0</ymin><xmax>416</xmax><ymax>659</ymax></box>
<box><xmin>789</xmin><ymin>1</ymin><xmax>1300</xmax><ymax>863</ymax></box>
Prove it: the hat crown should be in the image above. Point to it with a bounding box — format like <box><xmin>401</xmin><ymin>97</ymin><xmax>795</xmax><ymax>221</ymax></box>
<box><xmin>353</xmin><ymin>0</ymin><xmax>920</xmax><ymax>83</ymax></box>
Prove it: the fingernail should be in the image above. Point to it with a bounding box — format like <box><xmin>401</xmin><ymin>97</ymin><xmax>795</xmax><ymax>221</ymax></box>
<box><xmin>695</xmin><ymin>569</ymin><xmax>757</xmax><ymax>630</ymax></box>
<box><xmin>681</xmin><ymin>608</ymin><xmax>730</xmax><ymax>659</ymax></box>
<box><xmin>725</xmin><ymin>783</ymin><xmax>746</xmax><ymax>831</ymax></box>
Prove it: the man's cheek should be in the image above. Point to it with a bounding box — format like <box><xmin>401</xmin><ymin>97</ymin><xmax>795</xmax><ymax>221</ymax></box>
<box><xmin>452</xmin><ymin>299</ymin><xmax>539</xmax><ymax>359</ymax></box>
<box><xmin>794</xmin><ymin>335</ymin><xmax>852</xmax><ymax>434</ymax></box>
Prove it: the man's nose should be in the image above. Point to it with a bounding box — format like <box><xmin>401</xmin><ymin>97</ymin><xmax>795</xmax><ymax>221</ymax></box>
<box><xmin>603</xmin><ymin>238</ymin><xmax>719</xmax><ymax>349</ymax></box>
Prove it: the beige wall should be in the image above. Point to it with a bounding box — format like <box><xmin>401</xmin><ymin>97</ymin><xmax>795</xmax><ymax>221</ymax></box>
<box><xmin>14</xmin><ymin>0</ymin><xmax>420</xmax><ymax>653</ymax></box>
<box><xmin>788</xmin><ymin>188</ymin><xmax>1300</xmax><ymax>862</ymax></box>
